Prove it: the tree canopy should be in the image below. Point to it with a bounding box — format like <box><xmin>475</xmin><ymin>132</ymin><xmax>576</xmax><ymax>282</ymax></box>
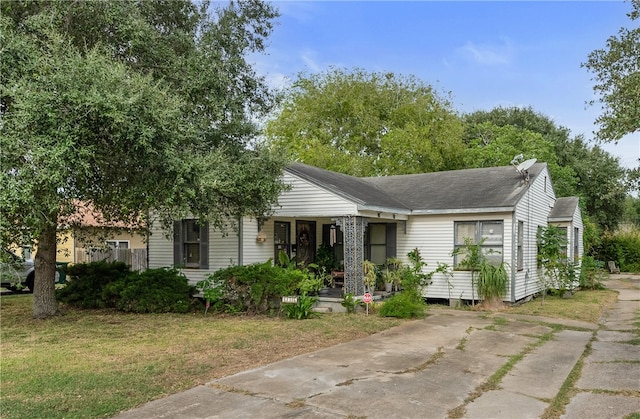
<box><xmin>463</xmin><ymin>106</ymin><xmax>628</xmax><ymax>232</ymax></box>
<box><xmin>0</xmin><ymin>0</ymin><xmax>288</xmax><ymax>318</ymax></box>
<box><xmin>583</xmin><ymin>0</ymin><xmax>640</xmax><ymax>142</ymax></box>
<box><xmin>264</xmin><ymin>67</ymin><xmax>465</xmax><ymax>177</ymax></box>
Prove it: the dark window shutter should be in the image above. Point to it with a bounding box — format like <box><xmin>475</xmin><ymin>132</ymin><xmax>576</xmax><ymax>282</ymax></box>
<box><xmin>173</xmin><ymin>221</ymin><xmax>183</xmax><ymax>266</ymax></box>
<box><xmin>386</xmin><ymin>223</ymin><xmax>397</xmax><ymax>259</ymax></box>
<box><xmin>199</xmin><ymin>223</ymin><xmax>209</xmax><ymax>269</ymax></box>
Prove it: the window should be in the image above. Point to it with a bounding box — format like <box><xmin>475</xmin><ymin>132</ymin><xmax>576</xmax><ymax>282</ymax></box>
<box><xmin>558</xmin><ymin>227</ymin><xmax>568</xmax><ymax>261</ymax></box>
<box><xmin>517</xmin><ymin>221</ymin><xmax>524</xmax><ymax>271</ymax></box>
<box><xmin>173</xmin><ymin>219</ymin><xmax>209</xmax><ymax>269</ymax></box>
<box><xmin>454</xmin><ymin>221</ymin><xmax>504</xmax><ymax>267</ymax></box>
<box><xmin>573</xmin><ymin>228</ymin><xmax>579</xmax><ymax>263</ymax></box>
<box><xmin>106</xmin><ymin>240</ymin><xmax>129</xmax><ymax>250</ymax></box>
<box><xmin>365</xmin><ymin>223</ymin><xmax>397</xmax><ymax>265</ymax></box>
<box><xmin>274</xmin><ymin>221</ymin><xmax>291</xmax><ymax>263</ymax></box>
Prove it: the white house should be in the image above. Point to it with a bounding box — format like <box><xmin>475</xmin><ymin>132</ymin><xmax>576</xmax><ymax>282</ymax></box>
<box><xmin>148</xmin><ymin>162</ymin><xmax>583</xmax><ymax>304</ymax></box>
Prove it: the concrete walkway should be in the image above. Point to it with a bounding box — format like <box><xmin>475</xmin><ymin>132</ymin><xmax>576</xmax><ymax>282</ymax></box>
<box><xmin>115</xmin><ymin>275</ymin><xmax>640</xmax><ymax>419</ymax></box>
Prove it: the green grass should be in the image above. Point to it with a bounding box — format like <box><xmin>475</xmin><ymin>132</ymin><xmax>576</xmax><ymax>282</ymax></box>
<box><xmin>505</xmin><ymin>289</ymin><xmax>619</xmax><ymax>324</ymax></box>
<box><xmin>1</xmin><ymin>295</ymin><xmax>403</xmax><ymax>419</ymax></box>
<box><xmin>1</xmin><ymin>288</ymin><xmax>625</xmax><ymax>418</ymax></box>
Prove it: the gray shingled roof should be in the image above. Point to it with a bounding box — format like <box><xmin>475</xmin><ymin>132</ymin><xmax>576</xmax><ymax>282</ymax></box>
<box><xmin>548</xmin><ymin>197</ymin><xmax>579</xmax><ymax>221</ymax></box>
<box><xmin>364</xmin><ymin>164</ymin><xmax>546</xmax><ymax>212</ymax></box>
<box><xmin>286</xmin><ymin>163</ymin><xmax>410</xmax><ymax>211</ymax></box>
<box><xmin>286</xmin><ymin>162</ymin><xmax>547</xmax><ymax>213</ymax></box>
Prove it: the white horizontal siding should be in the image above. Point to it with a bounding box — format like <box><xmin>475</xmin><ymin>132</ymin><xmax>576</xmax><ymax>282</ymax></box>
<box><xmin>513</xmin><ymin>166</ymin><xmax>556</xmax><ymax>301</ymax></box>
<box><xmin>148</xmin><ymin>223</ymin><xmax>173</xmax><ymax>269</ymax></box>
<box><xmin>398</xmin><ymin>213</ymin><xmax>515</xmax><ymax>302</ymax></box>
<box><xmin>147</xmin><ymin>218</ymin><xmax>239</xmax><ymax>286</ymax></box>
<box><xmin>242</xmin><ymin>217</ymin><xmax>275</xmax><ymax>265</ymax></box>
<box><xmin>274</xmin><ymin>173</ymin><xmax>358</xmax><ymax>217</ymax></box>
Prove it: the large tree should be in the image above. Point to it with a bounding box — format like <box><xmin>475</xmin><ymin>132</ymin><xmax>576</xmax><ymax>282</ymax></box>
<box><xmin>0</xmin><ymin>1</ymin><xmax>288</xmax><ymax>318</ymax></box>
<box><xmin>265</xmin><ymin>67</ymin><xmax>465</xmax><ymax>177</ymax></box>
<box><xmin>583</xmin><ymin>0</ymin><xmax>640</xmax><ymax>143</ymax></box>
<box><xmin>463</xmin><ymin>106</ymin><xmax>628</xmax><ymax>232</ymax></box>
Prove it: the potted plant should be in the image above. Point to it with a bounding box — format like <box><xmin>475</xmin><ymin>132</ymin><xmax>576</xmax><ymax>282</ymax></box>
<box><xmin>384</xmin><ymin>257</ymin><xmax>403</xmax><ymax>292</ymax></box>
<box><xmin>362</xmin><ymin>260</ymin><xmax>377</xmax><ymax>293</ymax></box>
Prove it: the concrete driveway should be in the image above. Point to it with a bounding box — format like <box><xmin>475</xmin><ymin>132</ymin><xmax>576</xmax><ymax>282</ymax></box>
<box><xmin>115</xmin><ymin>275</ymin><xmax>640</xmax><ymax>419</ymax></box>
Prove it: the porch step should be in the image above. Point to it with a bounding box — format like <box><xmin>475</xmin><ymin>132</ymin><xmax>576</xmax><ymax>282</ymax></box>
<box><xmin>312</xmin><ymin>307</ymin><xmax>333</xmax><ymax>313</ymax></box>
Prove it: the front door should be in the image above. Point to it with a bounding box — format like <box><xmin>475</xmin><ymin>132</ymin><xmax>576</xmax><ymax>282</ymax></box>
<box><xmin>296</xmin><ymin>220</ymin><xmax>316</xmax><ymax>266</ymax></box>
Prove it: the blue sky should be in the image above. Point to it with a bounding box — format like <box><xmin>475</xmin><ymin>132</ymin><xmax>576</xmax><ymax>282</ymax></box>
<box><xmin>252</xmin><ymin>1</ymin><xmax>639</xmax><ymax>170</ymax></box>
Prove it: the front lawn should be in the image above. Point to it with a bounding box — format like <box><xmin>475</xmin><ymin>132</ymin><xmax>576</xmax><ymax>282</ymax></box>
<box><xmin>0</xmin><ymin>286</ymin><xmax>621</xmax><ymax>418</ymax></box>
<box><xmin>0</xmin><ymin>295</ymin><xmax>403</xmax><ymax>419</ymax></box>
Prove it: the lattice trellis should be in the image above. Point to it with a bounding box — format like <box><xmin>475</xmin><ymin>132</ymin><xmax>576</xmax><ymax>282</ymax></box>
<box><xmin>337</xmin><ymin>216</ymin><xmax>367</xmax><ymax>295</ymax></box>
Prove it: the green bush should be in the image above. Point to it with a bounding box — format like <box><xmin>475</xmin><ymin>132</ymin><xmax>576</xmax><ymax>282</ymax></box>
<box><xmin>283</xmin><ymin>294</ymin><xmax>319</xmax><ymax>319</ymax></box>
<box><xmin>104</xmin><ymin>268</ymin><xmax>198</xmax><ymax>313</ymax></box>
<box><xmin>57</xmin><ymin>261</ymin><xmax>131</xmax><ymax>309</ymax></box>
<box><xmin>202</xmin><ymin>261</ymin><xmax>302</xmax><ymax>314</ymax></box>
<box><xmin>378</xmin><ymin>290</ymin><xmax>427</xmax><ymax>319</ymax></box>
<box><xmin>579</xmin><ymin>256</ymin><xmax>606</xmax><ymax>290</ymax></box>
<box><xmin>593</xmin><ymin>230</ymin><xmax>640</xmax><ymax>273</ymax></box>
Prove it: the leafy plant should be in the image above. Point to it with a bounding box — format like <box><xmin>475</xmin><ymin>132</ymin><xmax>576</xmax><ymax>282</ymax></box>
<box><xmin>315</xmin><ymin>242</ymin><xmax>339</xmax><ymax>272</ymax></box>
<box><xmin>362</xmin><ymin>260</ymin><xmax>378</xmax><ymax>292</ymax></box>
<box><xmin>477</xmin><ymin>262</ymin><xmax>508</xmax><ymax>303</ymax></box>
<box><xmin>537</xmin><ymin>225</ymin><xmax>576</xmax><ymax>303</ymax></box>
<box><xmin>284</xmin><ymin>294</ymin><xmax>319</xmax><ymax>319</ymax></box>
<box><xmin>452</xmin><ymin>237</ymin><xmax>485</xmax><ymax>306</ymax></box>
<box><xmin>298</xmin><ymin>272</ymin><xmax>324</xmax><ymax>295</ymax></box>
<box><xmin>384</xmin><ymin>257</ymin><xmax>403</xmax><ymax>291</ymax></box>
<box><xmin>435</xmin><ymin>262</ymin><xmax>454</xmax><ymax>300</ymax></box>
<box><xmin>196</xmin><ymin>275</ymin><xmax>226</xmax><ymax>314</ymax></box>
<box><xmin>579</xmin><ymin>256</ymin><xmax>606</xmax><ymax>290</ymax></box>
<box><xmin>378</xmin><ymin>291</ymin><xmax>427</xmax><ymax>318</ymax></box>
<box><xmin>341</xmin><ymin>293</ymin><xmax>358</xmax><ymax>314</ymax></box>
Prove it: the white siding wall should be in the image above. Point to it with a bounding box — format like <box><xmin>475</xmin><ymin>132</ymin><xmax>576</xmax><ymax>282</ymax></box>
<box><xmin>241</xmin><ymin>217</ymin><xmax>274</xmax><ymax>265</ymax></box>
<box><xmin>512</xmin><ymin>167</ymin><xmax>557</xmax><ymax>301</ymax></box>
<box><xmin>573</xmin><ymin>203</ymin><xmax>584</xmax><ymax>263</ymax></box>
<box><xmin>275</xmin><ymin>173</ymin><xmax>358</xmax><ymax>217</ymax></box>
<box><xmin>398</xmin><ymin>213</ymin><xmax>513</xmax><ymax>302</ymax></box>
<box><xmin>147</xmin><ymin>219</ymin><xmax>239</xmax><ymax>286</ymax></box>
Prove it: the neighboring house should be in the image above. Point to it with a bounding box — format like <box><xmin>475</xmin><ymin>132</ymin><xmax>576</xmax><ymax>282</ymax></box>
<box><xmin>60</xmin><ymin>204</ymin><xmax>147</xmax><ymax>271</ymax></box>
<box><xmin>148</xmin><ymin>162</ymin><xmax>583</xmax><ymax>304</ymax></box>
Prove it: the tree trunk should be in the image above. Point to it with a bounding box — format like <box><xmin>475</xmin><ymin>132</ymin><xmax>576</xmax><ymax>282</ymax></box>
<box><xmin>33</xmin><ymin>224</ymin><xmax>58</xmax><ymax>318</ymax></box>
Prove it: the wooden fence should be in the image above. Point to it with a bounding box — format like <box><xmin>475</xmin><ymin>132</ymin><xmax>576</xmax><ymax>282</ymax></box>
<box><xmin>75</xmin><ymin>248</ymin><xmax>147</xmax><ymax>272</ymax></box>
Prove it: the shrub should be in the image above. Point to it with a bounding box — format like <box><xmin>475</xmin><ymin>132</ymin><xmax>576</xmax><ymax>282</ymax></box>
<box><xmin>57</xmin><ymin>261</ymin><xmax>130</xmax><ymax>309</ymax></box>
<box><xmin>593</xmin><ymin>230</ymin><xmax>640</xmax><ymax>273</ymax></box>
<box><xmin>341</xmin><ymin>293</ymin><xmax>358</xmax><ymax>314</ymax></box>
<box><xmin>201</xmin><ymin>261</ymin><xmax>302</xmax><ymax>314</ymax></box>
<box><xmin>104</xmin><ymin>268</ymin><xmax>198</xmax><ymax>313</ymax></box>
<box><xmin>378</xmin><ymin>290</ymin><xmax>427</xmax><ymax>319</ymax></box>
<box><xmin>579</xmin><ymin>255</ymin><xmax>606</xmax><ymax>290</ymax></box>
<box><xmin>283</xmin><ymin>294</ymin><xmax>319</xmax><ymax>319</ymax></box>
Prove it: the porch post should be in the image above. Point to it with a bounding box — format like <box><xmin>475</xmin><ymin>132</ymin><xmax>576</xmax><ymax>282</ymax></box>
<box><xmin>338</xmin><ymin>216</ymin><xmax>367</xmax><ymax>295</ymax></box>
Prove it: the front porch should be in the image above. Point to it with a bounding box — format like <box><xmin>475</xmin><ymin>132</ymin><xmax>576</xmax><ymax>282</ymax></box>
<box><xmin>267</xmin><ymin>214</ymin><xmax>404</xmax><ymax>296</ymax></box>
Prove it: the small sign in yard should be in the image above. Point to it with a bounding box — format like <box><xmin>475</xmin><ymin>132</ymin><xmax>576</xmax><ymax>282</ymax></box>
<box><xmin>363</xmin><ymin>292</ymin><xmax>372</xmax><ymax>315</ymax></box>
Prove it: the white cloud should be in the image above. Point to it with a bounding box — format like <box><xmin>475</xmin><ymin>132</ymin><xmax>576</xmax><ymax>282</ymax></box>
<box><xmin>301</xmin><ymin>49</ymin><xmax>322</xmax><ymax>73</ymax></box>
<box><xmin>457</xmin><ymin>38</ymin><xmax>514</xmax><ymax>66</ymax></box>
